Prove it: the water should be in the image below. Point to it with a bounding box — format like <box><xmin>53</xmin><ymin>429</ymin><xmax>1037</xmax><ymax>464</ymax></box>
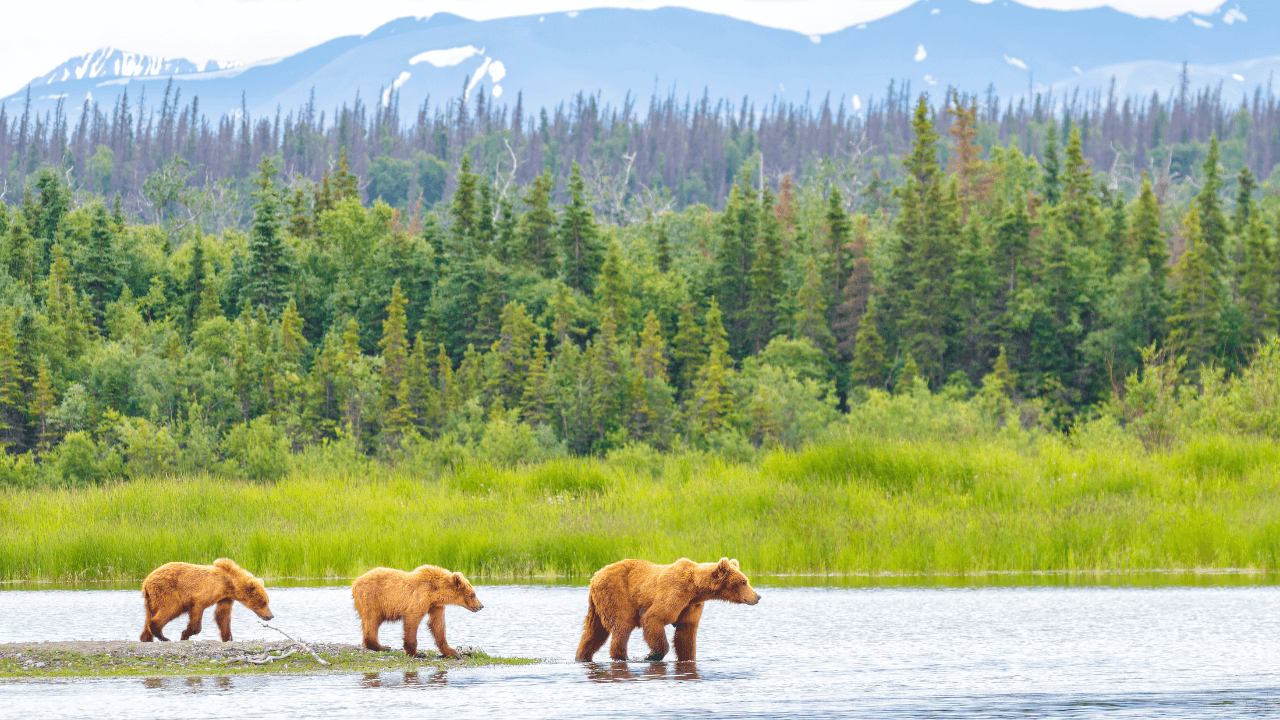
<box><xmin>3</xmin><ymin>584</ymin><xmax>1280</xmax><ymax>718</ymax></box>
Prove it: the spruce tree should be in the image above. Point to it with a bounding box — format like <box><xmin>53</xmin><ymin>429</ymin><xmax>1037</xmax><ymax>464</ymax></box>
<box><xmin>521</xmin><ymin>331</ymin><xmax>552</xmax><ymax>425</ymax></box>
<box><xmin>1041</xmin><ymin>120</ymin><xmax>1061</xmax><ymax>206</ymax></box>
<box><xmin>794</xmin><ymin>257</ymin><xmax>836</xmax><ymax>354</ymax></box>
<box><xmin>688</xmin><ymin>298</ymin><xmax>735</xmax><ymax>435</ymax></box>
<box><xmin>4</xmin><ymin>214</ymin><xmax>34</xmax><ymax>288</ymax></box>
<box><xmin>1238</xmin><ymin>215</ymin><xmax>1276</xmax><ymax>340</ymax></box>
<box><xmin>895</xmin><ymin>353</ymin><xmax>921</xmax><ymax>394</ymax></box>
<box><xmin>654</xmin><ymin>221</ymin><xmax>671</xmax><ymax>274</ymax></box>
<box><xmin>334</xmin><ymin>147</ymin><xmax>360</xmax><ymax>202</ymax></box>
<box><xmin>671</xmin><ymin>300</ymin><xmax>704</xmax><ymax>394</ymax></box>
<box><xmin>81</xmin><ymin>202</ymin><xmax>120</xmax><ymax>325</ymax></box>
<box><xmin>715</xmin><ymin>178</ymin><xmax>758</xmax><ymax>357</ymax></box>
<box><xmin>490</xmin><ymin>301</ymin><xmax>538</xmax><ymax>408</ymax></box>
<box><xmin>1233</xmin><ymin>166</ymin><xmax>1256</xmax><ymax>234</ymax></box>
<box><xmin>339</xmin><ymin>317</ymin><xmax>365</xmax><ymax>441</ymax></box>
<box><xmin>1131</xmin><ymin>173</ymin><xmax>1169</xmax><ymax>289</ymax></box>
<box><xmin>0</xmin><ymin>314</ymin><xmax>23</xmax><ymax>449</ymax></box>
<box><xmin>185</xmin><ymin>237</ymin><xmax>208</xmax><ymax>329</ymax></box>
<box><xmin>1169</xmin><ymin>206</ymin><xmax>1224</xmax><ymax>373</ymax></box>
<box><xmin>848</xmin><ymin>297</ymin><xmax>888</xmax><ymax>389</ymax></box>
<box><xmin>824</xmin><ymin>187</ymin><xmax>852</xmax><ymax>300</ymax></box>
<box><xmin>747</xmin><ymin>191</ymin><xmax>785</xmax><ymax>353</ymax></box>
<box><xmin>520</xmin><ymin>169</ymin><xmax>557</xmax><ymax>274</ymax></box>
<box><xmin>559</xmin><ymin>162</ymin><xmax>603</xmax><ymax>294</ymax></box>
<box><xmin>243</xmin><ymin>156</ymin><xmax>292</xmax><ymax>317</ymax></box>
<box><xmin>379</xmin><ymin>282</ymin><xmax>412</xmax><ymax>436</ymax></box>
<box><xmin>30</xmin><ymin>355</ymin><xmax>56</xmax><ymax>452</ymax></box>
<box><xmin>596</xmin><ymin>240</ymin><xmax>627</xmax><ymax>327</ymax></box>
<box><xmin>1196</xmin><ymin>136</ymin><xmax>1229</xmax><ymax>261</ymax></box>
<box><xmin>450</xmin><ymin>155</ymin><xmax>479</xmax><ymax>255</ymax></box>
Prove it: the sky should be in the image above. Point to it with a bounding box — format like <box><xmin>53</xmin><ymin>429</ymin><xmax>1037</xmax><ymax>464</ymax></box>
<box><xmin>1</xmin><ymin>0</ymin><xmax>1227</xmax><ymax>97</ymax></box>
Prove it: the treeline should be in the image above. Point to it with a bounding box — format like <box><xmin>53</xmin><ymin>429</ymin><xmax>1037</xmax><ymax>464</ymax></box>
<box><xmin>1</xmin><ymin>70</ymin><xmax>1278</xmax><ymax>223</ymax></box>
<box><xmin>0</xmin><ymin>87</ymin><xmax>1279</xmax><ymax>485</ymax></box>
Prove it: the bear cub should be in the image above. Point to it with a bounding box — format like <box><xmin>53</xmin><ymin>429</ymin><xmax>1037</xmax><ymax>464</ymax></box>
<box><xmin>576</xmin><ymin>557</ymin><xmax>760</xmax><ymax>662</ymax></box>
<box><xmin>139</xmin><ymin>558</ymin><xmax>273</xmax><ymax>642</ymax></box>
<box><xmin>351</xmin><ymin>564</ymin><xmax>484</xmax><ymax>657</ymax></box>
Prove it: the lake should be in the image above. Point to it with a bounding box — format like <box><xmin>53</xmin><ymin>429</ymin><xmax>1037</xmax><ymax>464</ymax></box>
<box><xmin>3</xmin><ymin>583</ymin><xmax>1280</xmax><ymax>718</ymax></box>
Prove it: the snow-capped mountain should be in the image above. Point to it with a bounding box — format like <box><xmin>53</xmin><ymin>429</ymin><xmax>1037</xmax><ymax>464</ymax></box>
<box><xmin>5</xmin><ymin>1</ymin><xmax>1275</xmax><ymax>120</ymax></box>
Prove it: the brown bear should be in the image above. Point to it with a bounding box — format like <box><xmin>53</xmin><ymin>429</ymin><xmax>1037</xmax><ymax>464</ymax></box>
<box><xmin>139</xmin><ymin>558</ymin><xmax>273</xmax><ymax>642</ymax></box>
<box><xmin>575</xmin><ymin>557</ymin><xmax>760</xmax><ymax>662</ymax></box>
<box><xmin>351</xmin><ymin>565</ymin><xmax>484</xmax><ymax>658</ymax></box>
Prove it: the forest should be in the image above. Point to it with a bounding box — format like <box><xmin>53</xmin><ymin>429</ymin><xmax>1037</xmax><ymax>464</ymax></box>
<box><xmin>0</xmin><ymin>78</ymin><xmax>1279</xmax><ymax>486</ymax></box>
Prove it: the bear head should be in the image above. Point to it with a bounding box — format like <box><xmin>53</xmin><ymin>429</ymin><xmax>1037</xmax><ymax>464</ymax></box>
<box><xmin>707</xmin><ymin>558</ymin><xmax>760</xmax><ymax>605</ymax></box>
<box><xmin>216</xmin><ymin>558</ymin><xmax>274</xmax><ymax>620</ymax></box>
<box><xmin>445</xmin><ymin>571</ymin><xmax>484</xmax><ymax>612</ymax></box>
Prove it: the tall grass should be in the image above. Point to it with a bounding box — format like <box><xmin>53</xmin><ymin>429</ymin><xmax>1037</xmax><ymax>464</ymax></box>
<box><xmin>3</xmin><ymin>429</ymin><xmax>1280</xmax><ymax>582</ymax></box>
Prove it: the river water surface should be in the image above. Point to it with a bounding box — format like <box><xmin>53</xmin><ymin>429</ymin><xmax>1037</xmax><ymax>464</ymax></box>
<box><xmin>3</xmin><ymin>583</ymin><xmax>1280</xmax><ymax>718</ymax></box>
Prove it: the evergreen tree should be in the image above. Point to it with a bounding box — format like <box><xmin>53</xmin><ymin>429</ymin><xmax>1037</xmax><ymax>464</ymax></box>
<box><xmin>1238</xmin><ymin>215</ymin><xmax>1276</xmax><ymax>340</ymax></box>
<box><xmin>333</xmin><ymin>147</ymin><xmax>360</xmax><ymax>202</ymax></box>
<box><xmin>1169</xmin><ymin>206</ymin><xmax>1224</xmax><ymax>373</ymax></box>
<box><xmin>490</xmin><ymin>301</ymin><xmax>538</xmax><ymax>409</ymax></box>
<box><xmin>848</xmin><ymin>297</ymin><xmax>888</xmax><ymax>389</ymax></box>
<box><xmin>824</xmin><ymin>187</ymin><xmax>852</xmax><ymax>301</ymax></box>
<box><xmin>688</xmin><ymin>298</ymin><xmax>735</xmax><ymax>435</ymax></box>
<box><xmin>339</xmin><ymin>317</ymin><xmax>366</xmax><ymax>441</ymax></box>
<box><xmin>520</xmin><ymin>169</ymin><xmax>557</xmax><ymax>274</ymax></box>
<box><xmin>794</xmin><ymin>257</ymin><xmax>836</xmax><ymax>354</ymax></box>
<box><xmin>747</xmin><ymin>191</ymin><xmax>785</xmax><ymax>353</ymax></box>
<box><xmin>559</xmin><ymin>162</ymin><xmax>603</xmax><ymax>294</ymax></box>
<box><xmin>715</xmin><ymin>178</ymin><xmax>758</xmax><ymax>357</ymax></box>
<box><xmin>596</xmin><ymin>240</ymin><xmax>627</xmax><ymax>327</ymax></box>
<box><xmin>4</xmin><ymin>214</ymin><xmax>35</xmax><ymax>288</ymax></box>
<box><xmin>521</xmin><ymin>331</ymin><xmax>552</xmax><ymax>425</ymax></box>
<box><xmin>1233</xmin><ymin>166</ymin><xmax>1256</xmax><ymax>234</ymax></box>
<box><xmin>29</xmin><ymin>355</ymin><xmax>56</xmax><ymax>452</ymax></box>
<box><xmin>450</xmin><ymin>155</ymin><xmax>479</xmax><ymax>255</ymax></box>
<box><xmin>671</xmin><ymin>300</ymin><xmax>704</xmax><ymax>394</ymax></box>
<box><xmin>406</xmin><ymin>332</ymin><xmax>442</xmax><ymax>431</ymax></box>
<box><xmin>242</xmin><ymin>156</ymin><xmax>293</xmax><ymax>317</ymax></box>
<box><xmin>1104</xmin><ymin>191</ymin><xmax>1129</xmax><ymax>274</ymax></box>
<box><xmin>1041</xmin><ymin>120</ymin><xmax>1061</xmax><ymax>206</ymax></box>
<box><xmin>1196</xmin><ymin>136</ymin><xmax>1229</xmax><ymax>261</ymax></box>
<box><xmin>895</xmin><ymin>352</ymin><xmax>920</xmax><ymax>394</ymax></box>
<box><xmin>1131</xmin><ymin>173</ymin><xmax>1169</xmax><ymax>289</ymax></box>
<box><xmin>0</xmin><ymin>314</ymin><xmax>23</xmax><ymax>449</ymax></box>
<box><xmin>287</xmin><ymin>182</ymin><xmax>314</xmax><ymax>238</ymax></box>
<box><xmin>185</xmin><ymin>237</ymin><xmax>208</xmax><ymax>329</ymax></box>
<box><xmin>379</xmin><ymin>282</ymin><xmax>412</xmax><ymax>438</ymax></box>
<box><xmin>80</xmin><ymin>202</ymin><xmax>120</xmax><ymax>325</ymax></box>
<box><xmin>655</xmin><ymin>221</ymin><xmax>671</xmax><ymax>274</ymax></box>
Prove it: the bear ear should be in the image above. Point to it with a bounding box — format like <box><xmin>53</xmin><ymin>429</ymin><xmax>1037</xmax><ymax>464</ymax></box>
<box><xmin>452</xmin><ymin>572</ymin><xmax>464</xmax><ymax>587</ymax></box>
<box><xmin>730</xmin><ymin>559</ymin><xmax>739</xmax><ymax>568</ymax></box>
<box><xmin>713</xmin><ymin>557</ymin><xmax>732</xmax><ymax>578</ymax></box>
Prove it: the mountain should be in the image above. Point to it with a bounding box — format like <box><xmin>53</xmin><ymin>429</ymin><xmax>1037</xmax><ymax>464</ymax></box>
<box><xmin>6</xmin><ymin>1</ymin><xmax>1277</xmax><ymax>121</ymax></box>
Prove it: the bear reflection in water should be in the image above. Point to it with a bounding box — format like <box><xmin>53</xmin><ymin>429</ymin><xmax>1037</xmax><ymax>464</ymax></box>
<box><xmin>585</xmin><ymin>660</ymin><xmax>701</xmax><ymax>683</ymax></box>
<box><xmin>360</xmin><ymin>670</ymin><xmax>448</xmax><ymax>688</ymax></box>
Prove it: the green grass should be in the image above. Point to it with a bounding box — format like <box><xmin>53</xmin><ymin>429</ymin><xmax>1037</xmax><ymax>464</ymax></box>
<box><xmin>3</xmin><ymin>429</ymin><xmax>1280</xmax><ymax>582</ymax></box>
<box><xmin>0</xmin><ymin>648</ymin><xmax>536</xmax><ymax>678</ymax></box>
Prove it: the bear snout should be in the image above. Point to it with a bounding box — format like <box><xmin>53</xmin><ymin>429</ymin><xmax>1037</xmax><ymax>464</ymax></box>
<box><xmin>470</xmin><ymin>601</ymin><xmax>484</xmax><ymax>612</ymax></box>
<box><xmin>258</xmin><ymin>609</ymin><xmax>275</xmax><ymax>621</ymax></box>
<box><xmin>746</xmin><ymin>591</ymin><xmax>761</xmax><ymax>605</ymax></box>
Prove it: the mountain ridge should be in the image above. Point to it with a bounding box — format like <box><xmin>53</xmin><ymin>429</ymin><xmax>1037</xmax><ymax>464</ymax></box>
<box><xmin>5</xmin><ymin>1</ymin><xmax>1275</xmax><ymax>120</ymax></box>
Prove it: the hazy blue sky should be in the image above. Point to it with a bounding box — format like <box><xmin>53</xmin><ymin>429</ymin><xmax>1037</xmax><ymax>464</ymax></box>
<box><xmin>2</xmin><ymin>0</ymin><xmax>1226</xmax><ymax>97</ymax></box>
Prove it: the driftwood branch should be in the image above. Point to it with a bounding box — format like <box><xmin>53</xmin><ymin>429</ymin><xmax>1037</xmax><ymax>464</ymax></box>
<box><xmin>221</xmin><ymin>621</ymin><xmax>331</xmax><ymax>666</ymax></box>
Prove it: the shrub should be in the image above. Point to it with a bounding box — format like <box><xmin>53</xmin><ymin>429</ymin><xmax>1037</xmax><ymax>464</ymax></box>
<box><xmin>221</xmin><ymin>417</ymin><xmax>291</xmax><ymax>481</ymax></box>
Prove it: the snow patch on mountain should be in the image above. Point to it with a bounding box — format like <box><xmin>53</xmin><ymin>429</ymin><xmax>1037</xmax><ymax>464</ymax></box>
<box><xmin>409</xmin><ymin>46</ymin><xmax>482</xmax><ymax>68</ymax></box>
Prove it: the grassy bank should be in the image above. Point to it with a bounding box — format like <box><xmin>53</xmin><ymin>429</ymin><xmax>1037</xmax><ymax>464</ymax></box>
<box><xmin>3</xmin><ymin>428</ymin><xmax>1280</xmax><ymax>582</ymax></box>
<box><xmin>0</xmin><ymin>643</ymin><xmax>535</xmax><ymax>679</ymax></box>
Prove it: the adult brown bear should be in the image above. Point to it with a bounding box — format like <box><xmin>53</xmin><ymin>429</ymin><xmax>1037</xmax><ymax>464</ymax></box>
<box><xmin>351</xmin><ymin>565</ymin><xmax>484</xmax><ymax>657</ymax></box>
<box><xmin>139</xmin><ymin>558</ymin><xmax>273</xmax><ymax>642</ymax></box>
<box><xmin>575</xmin><ymin>557</ymin><xmax>760</xmax><ymax>662</ymax></box>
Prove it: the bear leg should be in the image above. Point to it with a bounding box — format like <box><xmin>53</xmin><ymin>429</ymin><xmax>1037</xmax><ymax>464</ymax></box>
<box><xmin>428</xmin><ymin>607</ymin><xmax>458</xmax><ymax>659</ymax></box>
<box><xmin>402</xmin><ymin>611</ymin><xmax>424</xmax><ymax>657</ymax></box>
<box><xmin>641</xmin><ymin>614</ymin><xmax>670</xmax><ymax>662</ymax></box>
<box><xmin>608</xmin><ymin>621</ymin><xmax>634</xmax><ymax>661</ymax></box>
<box><xmin>672</xmin><ymin>602</ymin><xmax>704</xmax><ymax>662</ymax></box>
<box><xmin>214</xmin><ymin>599</ymin><xmax>235</xmax><ymax>641</ymax></box>
<box><xmin>361</xmin><ymin>615</ymin><xmax>389</xmax><ymax>652</ymax></box>
<box><xmin>575</xmin><ymin>596</ymin><xmax>610</xmax><ymax>661</ymax></box>
<box><xmin>148</xmin><ymin>616</ymin><xmax>171</xmax><ymax>642</ymax></box>
<box><xmin>180</xmin><ymin>604</ymin><xmax>206</xmax><ymax>641</ymax></box>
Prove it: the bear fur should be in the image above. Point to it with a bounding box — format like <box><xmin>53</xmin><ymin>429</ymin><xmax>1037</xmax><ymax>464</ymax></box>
<box><xmin>139</xmin><ymin>558</ymin><xmax>273</xmax><ymax>642</ymax></box>
<box><xmin>575</xmin><ymin>557</ymin><xmax>760</xmax><ymax>662</ymax></box>
<box><xmin>351</xmin><ymin>565</ymin><xmax>484</xmax><ymax>657</ymax></box>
